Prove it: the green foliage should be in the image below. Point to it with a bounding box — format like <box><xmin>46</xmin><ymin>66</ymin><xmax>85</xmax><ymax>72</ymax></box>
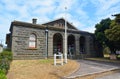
<box><xmin>0</xmin><ymin>49</ymin><xmax>12</xmax><ymax>74</ymax></box>
<box><xmin>110</xmin><ymin>20</ymin><xmax>116</xmax><ymax>28</ymax></box>
<box><xmin>1</xmin><ymin>49</ymin><xmax>13</xmax><ymax>61</ymax></box>
<box><xmin>115</xmin><ymin>14</ymin><xmax>120</xmax><ymax>23</ymax></box>
<box><xmin>117</xmin><ymin>55</ymin><xmax>120</xmax><ymax>58</ymax></box>
<box><xmin>95</xmin><ymin>32</ymin><xmax>105</xmax><ymax>44</ymax></box>
<box><xmin>103</xmin><ymin>47</ymin><xmax>111</xmax><ymax>54</ymax></box>
<box><xmin>0</xmin><ymin>69</ymin><xmax>7</xmax><ymax>79</ymax></box>
<box><xmin>95</xmin><ymin>18</ymin><xmax>111</xmax><ymax>46</ymax></box>
<box><xmin>105</xmin><ymin>25</ymin><xmax>120</xmax><ymax>41</ymax></box>
<box><xmin>95</xmin><ymin>18</ymin><xmax>111</xmax><ymax>32</ymax></box>
<box><xmin>0</xmin><ymin>58</ymin><xmax>10</xmax><ymax>73</ymax></box>
<box><xmin>105</xmin><ymin>13</ymin><xmax>120</xmax><ymax>51</ymax></box>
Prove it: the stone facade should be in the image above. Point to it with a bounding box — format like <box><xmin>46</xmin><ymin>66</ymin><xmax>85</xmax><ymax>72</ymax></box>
<box><xmin>6</xmin><ymin>18</ymin><xmax>99</xmax><ymax>59</ymax></box>
<box><xmin>11</xmin><ymin>26</ymin><xmax>46</xmax><ymax>59</ymax></box>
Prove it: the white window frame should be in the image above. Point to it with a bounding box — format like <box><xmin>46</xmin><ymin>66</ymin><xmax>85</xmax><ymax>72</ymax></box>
<box><xmin>29</xmin><ymin>34</ymin><xmax>37</xmax><ymax>48</ymax></box>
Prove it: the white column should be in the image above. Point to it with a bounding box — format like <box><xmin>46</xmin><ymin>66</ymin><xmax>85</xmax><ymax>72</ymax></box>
<box><xmin>61</xmin><ymin>54</ymin><xmax>63</xmax><ymax>65</ymax></box>
<box><xmin>54</xmin><ymin>54</ymin><xmax>56</xmax><ymax>65</ymax></box>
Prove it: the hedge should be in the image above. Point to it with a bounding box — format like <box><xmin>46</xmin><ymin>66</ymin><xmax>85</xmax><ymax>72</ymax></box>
<box><xmin>0</xmin><ymin>69</ymin><xmax>7</xmax><ymax>79</ymax></box>
<box><xmin>0</xmin><ymin>48</ymin><xmax>12</xmax><ymax>78</ymax></box>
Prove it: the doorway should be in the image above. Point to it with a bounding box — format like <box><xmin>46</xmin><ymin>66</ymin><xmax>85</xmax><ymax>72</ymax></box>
<box><xmin>53</xmin><ymin>33</ymin><xmax>63</xmax><ymax>54</ymax></box>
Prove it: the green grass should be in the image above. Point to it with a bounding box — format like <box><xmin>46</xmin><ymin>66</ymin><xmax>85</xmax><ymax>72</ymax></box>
<box><xmin>117</xmin><ymin>55</ymin><xmax>120</xmax><ymax>58</ymax></box>
<box><xmin>104</xmin><ymin>54</ymin><xmax>120</xmax><ymax>59</ymax></box>
<box><xmin>104</xmin><ymin>54</ymin><xmax>110</xmax><ymax>58</ymax></box>
<box><xmin>39</xmin><ymin>59</ymin><xmax>53</xmax><ymax>64</ymax></box>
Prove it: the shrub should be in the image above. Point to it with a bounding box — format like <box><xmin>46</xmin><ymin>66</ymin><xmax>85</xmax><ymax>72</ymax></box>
<box><xmin>0</xmin><ymin>49</ymin><xmax>12</xmax><ymax>74</ymax></box>
<box><xmin>0</xmin><ymin>58</ymin><xmax>10</xmax><ymax>73</ymax></box>
<box><xmin>0</xmin><ymin>53</ymin><xmax>2</xmax><ymax>59</ymax></box>
<box><xmin>103</xmin><ymin>47</ymin><xmax>111</xmax><ymax>54</ymax></box>
<box><xmin>0</xmin><ymin>69</ymin><xmax>7</xmax><ymax>79</ymax></box>
<box><xmin>1</xmin><ymin>49</ymin><xmax>12</xmax><ymax>61</ymax></box>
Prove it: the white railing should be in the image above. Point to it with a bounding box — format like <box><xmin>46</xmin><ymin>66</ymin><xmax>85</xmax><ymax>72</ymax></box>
<box><xmin>54</xmin><ymin>54</ymin><xmax>63</xmax><ymax>66</ymax></box>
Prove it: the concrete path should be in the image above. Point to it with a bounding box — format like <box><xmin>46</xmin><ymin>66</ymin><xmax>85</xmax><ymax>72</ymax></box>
<box><xmin>96</xmin><ymin>72</ymin><xmax>120</xmax><ymax>79</ymax></box>
<box><xmin>65</xmin><ymin>60</ymin><xmax>120</xmax><ymax>79</ymax></box>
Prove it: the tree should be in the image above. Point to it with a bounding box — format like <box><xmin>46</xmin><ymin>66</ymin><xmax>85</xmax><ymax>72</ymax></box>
<box><xmin>95</xmin><ymin>18</ymin><xmax>111</xmax><ymax>56</ymax></box>
<box><xmin>105</xmin><ymin>14</ymin><xmax>120</xmax><ymax>53</ymax></box>
<box><xmin>95</xmin><ymin>18</ymin><xmax>111</xmax><ymax>46</ymax></box>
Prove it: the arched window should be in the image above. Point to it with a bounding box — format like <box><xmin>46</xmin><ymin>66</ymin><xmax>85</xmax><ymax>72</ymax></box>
<box><xmin>29</xmin><ymin>34</ymin><xmax>37</xmax><ymax>48</ymax></box>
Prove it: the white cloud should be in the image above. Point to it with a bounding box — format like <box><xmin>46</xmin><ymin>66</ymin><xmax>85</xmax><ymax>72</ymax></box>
<box><xmin>54</xmin><ymin>0</ymin><xmax>77</xmax><ymax>13</ymax></box>
<box><xmin>91</xmin><ymin>0</ymin><xmax>120</xmax><ymax>16</ymax></box>
<box><xmin>54</xmin><ymin>12</ymin><xmax>85</xmax><ymax>29</ymax></box>
<box><xmin>0</xmin><ymin>17</ymin><xmax>11</xmax><ymax>46</ymax></box>
<box><xmin>81</xmin><ymin>26</ymin><xmax>95</xmax><ymax>33</ymax></box>
<box><xmin>88</xmin><ymin>0</ymin><xmax>120</xmax><ymax>33</ymax></box>
<box><xmin>76</xmin><ymin>10</ymin><xmax>88</xmax><ymax>19</ymax></box>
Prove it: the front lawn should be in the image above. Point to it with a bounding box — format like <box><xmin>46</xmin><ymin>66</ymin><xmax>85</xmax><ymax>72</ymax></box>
<box><xmin>7</xmin><ymin>59</ymin><xmax>79</xmax><ymax>79</ymax></box>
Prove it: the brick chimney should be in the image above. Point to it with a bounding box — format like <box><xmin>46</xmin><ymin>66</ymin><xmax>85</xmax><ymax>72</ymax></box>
<box><xmin>32</xmin><ymin>18</ymin><xmax>37</xmax><ymax>24</ymax></box>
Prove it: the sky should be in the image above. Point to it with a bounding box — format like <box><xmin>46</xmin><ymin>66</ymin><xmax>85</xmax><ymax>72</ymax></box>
<box><xmin>0</xmin><ymin>0</ymin><xmax>120</xmax><ymax>46</ymax></box>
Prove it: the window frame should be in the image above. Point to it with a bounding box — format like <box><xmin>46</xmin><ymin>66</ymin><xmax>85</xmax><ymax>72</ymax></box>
<box><xmin>29</xmin><ymin>33</ymin><xmax>37</xmax><ymax>49</ymax></box>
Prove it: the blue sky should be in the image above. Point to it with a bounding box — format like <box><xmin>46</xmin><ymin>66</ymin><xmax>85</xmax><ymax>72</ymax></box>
<box><xmin>0</xmin><ymin>0</ymin><xmax>120</xmax><ymax>46</ymax></box>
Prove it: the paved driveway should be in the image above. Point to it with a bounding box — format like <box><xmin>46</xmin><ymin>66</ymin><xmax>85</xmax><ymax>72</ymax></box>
<box><xmin>96</xmin><ymin>71</ymin><xmax>120</xmax><ymax>79</ymax></box>
<box><xmin>66</xmin><ymin>60</ymin><xmax>120</xmax><ymax>79</ymax></box>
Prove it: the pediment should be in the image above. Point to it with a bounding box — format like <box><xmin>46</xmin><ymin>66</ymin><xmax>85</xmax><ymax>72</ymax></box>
<box><xmin>42</xmin><ymin>18</ymin><xmax>78</xmax><ymax>30</ymax></box>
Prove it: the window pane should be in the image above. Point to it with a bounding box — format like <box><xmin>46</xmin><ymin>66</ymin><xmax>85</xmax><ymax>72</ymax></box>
<box><xmin>29</xmin><ymin>34</ymin><xmax>36</xmax><ymax>48</ymax></box>
<box><xmin>30</xmin><ymin>34</ymin><xmax>36</xmax><ymax>40</ymax></box>
<box><xmin>29</xmin><ymin>42</ymin><xmax>35</xmax><ymax>48</ymax></box>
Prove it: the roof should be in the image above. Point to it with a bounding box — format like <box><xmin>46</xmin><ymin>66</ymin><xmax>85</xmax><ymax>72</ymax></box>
<box><xmin>9</xmin><ymin>18</ymin><xmax>93</xmax><ymax>35</ymax></box>
<box><xmin>10</xmin><ymin>20</ymin><xmax>46</xmax><ymax>31</ymax></box>
<box><xmin>80</xmin><ymin>30</ymin><xmax>94</xmax><ymax>36</ymax></box>
<box><xmin>10</xmin><ymin>18</ymin><xmax>79</xmax><ymax>32</ymax></box>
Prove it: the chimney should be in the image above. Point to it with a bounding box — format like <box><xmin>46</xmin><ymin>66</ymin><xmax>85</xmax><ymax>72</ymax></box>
<box><xmin>32</xmin><ymin>18</ymin><xmax>37</xmax><ymax>24</ymax></box>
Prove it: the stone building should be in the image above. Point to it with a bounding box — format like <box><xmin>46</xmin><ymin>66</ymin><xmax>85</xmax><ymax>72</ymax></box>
<box><xmin>6</xmin><ymin>18</ymin><xmax>100</xmax><ymax>59</ymax></box>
